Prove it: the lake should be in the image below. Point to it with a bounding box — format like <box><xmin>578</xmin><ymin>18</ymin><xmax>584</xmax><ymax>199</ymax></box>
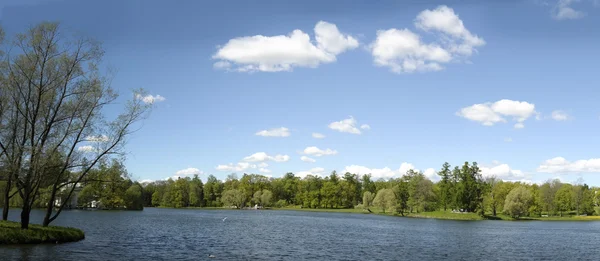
<box><xmin>1</xmin><ymin>208</ymin><xmax>600</xmax><ymax>260</ymax></box>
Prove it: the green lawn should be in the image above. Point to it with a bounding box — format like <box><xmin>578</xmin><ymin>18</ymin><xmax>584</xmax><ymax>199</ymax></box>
<box><xmin>0</xmin><ymin>221</ymin><xmax>85</xmax><ymax>244</ymax></box>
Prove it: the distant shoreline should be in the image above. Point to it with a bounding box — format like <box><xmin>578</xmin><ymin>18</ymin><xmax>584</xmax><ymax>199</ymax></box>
<box><xmin>150</xmin><ymin>207</ymin><xmax>600</xmax><ymax>221</ymax></box>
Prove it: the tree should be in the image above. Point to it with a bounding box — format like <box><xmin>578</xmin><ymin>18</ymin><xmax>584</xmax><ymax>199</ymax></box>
<box><xmin>503</xmin><ymin>186</ymin><xmax>532</xmax><ymax>219</ymax></box>
<box><xmin>188</xmin><ymin>175</ymin><xmax>204</xmax><ymax>207</ymax></box>
<box><xmin>555</xmin><ymin>184</ymin><xmax>574</xmax><ymax>217</ymax></box>
<box><xmin>362</xmin><ymin>191</ymin><xmax>374</xmax><ymax>210</ymax></box>
<box><xmin>437</xmin><ymin>162</ymin><xmax>452</xmax><ymax>211</ymax></box>
<box><xmin>124</xmin><ymin>184</ymin><xmax>144</xmax><ymax>210</ymax></box>
<box><xmin>260</xmin><ymin>190</ymin><xmax>273</xmax><ymax>207</ymax></box>
<box><xmin>221</xmin><ymin>189</ymin><xmax>246</xmax><ymax>209</ymax></box>
<box><xmin>373</xmin><ymin>188</ymin><xmax>395</xmax><ymax>214</ymax></box>
<box><xmin>394</xmin><ymin>180</ymin><xmax>410</xmax><ymax>216</ymax></box>
<box><xmin>0</xmin><ymin>22</ymin><xmax>152</xmax><ymax>229</ymax></box>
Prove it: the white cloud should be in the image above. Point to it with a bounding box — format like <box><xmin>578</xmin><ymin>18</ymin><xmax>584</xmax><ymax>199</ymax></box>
<box><xmin>175</xmin><ymin>168</ymin><xmax>203</xmax><ymax>176</ymax></box>
<box><xmin>553</xmin><ymin>0</ymin><xmax>585</xmax><ymax>20</ymax></box>
<box><xmin>370</xmin><ymin>5</ymin><xmax>484</xmax><ymax>73</ymax></box>
<box><xmin>457</xmin><ymin>99</ymin><xmax>536</xmax><ymax>128</ymax></box>
<box><xmin>551</xmin><ymin>110</ymin><xmax>569</xmax><ymax>121</ymax></box>
<box><xmin>303</xmin><ymin>146</ymin><xmax>338</xmax><ymax>157</ymax></box>
<box><xmin>480</xmin><ymin>163</ymin><xmax>527</xmax><ymax>181</ymax></box>
<box><xmin>360</xmin><ymin>124</ymin><xmax>371</xmax><ymax>130</ymax></box>
<box><xmin>136</xmin><ymin>94</ymin><xmax>165</xmax><ymax>104</ymax></box>
<box><xmin>398</xmin><ymin>162</ymin><xmax>417</xmax><ymax>175</ymax></box>
<box><xmin>258</xmin><ymin>162</ymin><xmax>269</xmax><ymax>168</ymax></box>
<box><xmin>301</xmin><ymin>156</ymin><xmax>316</xmax><ymax>163</ymax></box>
<box><xmin>242</xmin><ymin>152</ymin><xmax>290</xmax><ymax>162</ymax></box>
<box><xmin>85</xmin><ymin>135</ymin><xmax>109</xmax><ymax>142</ymax></box>
<box><xmin>77</xmin><ymin>145</ymin><xmax>95</xmax><ymax>153</ymax></box>
<box><xmin>297</xmin><ymin>167</ymin><xmax>326</xmax><ymax>178</ymax></box>
<box><xmin>312</xmin><ymin>133</ymin><xmax>326</xmax><ymax>139</ymax></box>
<box><xmin>343</xmin><ymin>162</ymin><xmax>432</xmax><ymax>180</ymax></box>
<box><xmin>139</xmin><ymin>179</ymin><xmax>154</xmax><ymax>184</ymax></box>
<box><xmin>314</xmin><ymin>21</ymin><xmax>360</xmax><ymax>55</ymax></box>
<box><xmin>259</xmin><ymin>168</ymin><xmax>272</xmax><ymax>174</ymax></box>
<box><xmin>343</xmin><ymin>165</ymin><xmax>397</xmax><ymax>179</ymax></box>
<box><xmin>423</xmin><ymin>168</ymin><xmax>438</xmax><ymax>181</ymax></box>
<box><xmin>216</xmin><ymin>162</ymin><xmax>254</xmax><ymax>172</ymax></box>
<box><xmin>213</xmin><ymin>21</ymin><xmax>358</xmax><ymax>72</ymax></box>
<box><xmin>328</xmin><ymin>116</ymin><xmax>367</xmax><ymax>134</ymax></box>
<box><xmin>255</xmin><ymin>127</ymin><xmax>291</xmax><ymax>137</ymax></box>
<box><xmin>537</xmin><ymin>157</ymin><xmax>600</xmax><ymax>173</ymax></box>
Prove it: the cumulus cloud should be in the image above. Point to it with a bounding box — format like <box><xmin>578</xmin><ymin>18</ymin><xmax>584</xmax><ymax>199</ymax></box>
<box><xmin>216</xmin><ymin>162</ymin><xmax>255</xmax><ymax>172</ymax></box>
<box><xmin>303</xmin><ymin>146</ymin><xmax>338</xmax><ymax>157</ymax></box>
<box><xmin>551</xmin><ymin>110</ymin><xmax>569</xmax><ymax>121</ymax></box>
<box><xmin>328</xmin><ymin>116</ymin><xmax>368</xmax><ymax>134</ymax></box>
<box><xmin>423</xmin><ymin>168</ymin><xmax>439</xmax><ymax>181</ymax></box>
<box><xmin>213</xmin><ymin>21</ymin><xmax>358</xmax><ymax>72</ymax></box>
<box><xmin>301</xmin><ymin>156</ymin><xmax>316</xmax><ymax>163</ymax></box>
<box><xmin>296</xmin><ymin>167</ymin><xmax>326</xmax><ymax>178</ymax></box>
<box><xmin>343</xmin><ymin>165</ymin><xmax>397</xmax><ymax>179</ymax></box>
<box><xmin>342</xmin><ymin>162</ymin><xmax>431</xmax><ymax>180</ymax></box>
<box><xmin>553</xmin><ymin>0</ymin><xmax>585</xmax><ymax>20</ymax></box>
<box><xmin>537</xmin><ymin>157</ymin><xmax>600</xmax><ymax>173</ymax></box>
<box><xmin>258</xmin><ymin>162</ymin><xmax>269</xmax><ymax>168</ymax></box>
<box><xmin>259</xmin><ymin>168</ymin><xmax>272</xmax><ymax>174</ymax></box>
<box><xmin>312</xmin><ymin>133</ymin><xmax>326</xmax><ymax>139</ymax></box>
<box><xmin>370</xmin><ymin>5</ymin><xmax>484</xmax><ymax>73</ymax></box>
<box><xmin>255</xmin><ymin>127</ymin><xmax>291</xmax><ymax>137</ymax></box>
<box><xmin>480</xmin><ymin>162</ymin><xmax>527</xmax><ymax>181</ymax></box>
<box><xmin>457</xmin><ymin>99</ymin><xmax>536</xmax><ymax>128</ymax></box>
<box><xmin>136</xmin><ymin>94</ymin><xmax>165</xmax><ymax>104</ymax></box>
<box><xmin>243</xmin><ymin>152</ymin><xmax>290</xmax><ymax>162</ymax></box>
<box><xmin>175</xmin><ymin>168</ymin><xmax>203</xmax><ymax>176</ymax></box>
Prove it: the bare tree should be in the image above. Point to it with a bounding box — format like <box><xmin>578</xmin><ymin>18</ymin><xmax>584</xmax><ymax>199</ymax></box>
<box><xmin>0</xmin><ymin>22</ymin><xmax>153</xmax><ymax>229</ymax></box>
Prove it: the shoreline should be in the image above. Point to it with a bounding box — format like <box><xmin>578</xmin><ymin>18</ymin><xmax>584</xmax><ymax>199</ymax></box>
<box><xmin>151</xmin><ymin>206</ymin><xmax>600</xmax><ymax>222</ymax></box>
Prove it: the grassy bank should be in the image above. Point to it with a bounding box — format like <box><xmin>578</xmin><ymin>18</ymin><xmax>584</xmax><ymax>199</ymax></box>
<box><xmin>0</xmin><ymin>221</ymin><xmax>85</xmax><ymax>244</ymax></box>
<box><xmin>272</xmin><ymin>207</ymin><xmax>600</xmax><ymax>221</ymax></box>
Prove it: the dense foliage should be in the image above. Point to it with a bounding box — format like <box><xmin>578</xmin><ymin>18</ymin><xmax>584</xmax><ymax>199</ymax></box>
<box><xmin>144</xmin><ymin>162</ymin><xmax>600</xmax><ymax>218</ymax></box>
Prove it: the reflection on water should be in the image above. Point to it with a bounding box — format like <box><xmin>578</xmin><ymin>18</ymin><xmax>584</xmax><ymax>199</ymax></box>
<box><xmin>2</xmin><ymin>208</ymin><xmax>600</xmax><ymax>260</ymax></box>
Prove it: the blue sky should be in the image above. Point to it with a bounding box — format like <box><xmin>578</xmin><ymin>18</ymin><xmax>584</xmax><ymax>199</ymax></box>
<box><xmin>2</xmin><ymin>0</ymin><xmax>600</xmax><ymax>184</ymax></box>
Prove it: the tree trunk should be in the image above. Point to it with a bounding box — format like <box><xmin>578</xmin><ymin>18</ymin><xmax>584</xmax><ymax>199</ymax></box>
<box><xmin>493</xmin><ymin>206</ymin><xmax>497</xmax><ymax>216</ymax></box>
<box><xmin>2</xmin><ymin>175</ymin><xmax>13</xmax><ymax>221</ymax></box>
<box><xmin>20</xmin><ymin>205</ymin><xmax>31</xmax><ymax>229</ymax></box>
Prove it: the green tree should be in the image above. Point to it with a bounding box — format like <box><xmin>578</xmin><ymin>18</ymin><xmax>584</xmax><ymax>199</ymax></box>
<box><xmin>362</xmin><ymin>191</ymin><xmax>374</xmax><ymax>210</ymax></box>
<box><xmin>124</xmin><ymin>184</ymin><xmax>144</xmax><ymax>210</ymax></box>
<box><xmin>503</xmin><ymin>186</ymin><xmax>532</xmax><ymax>219</ymax></box>
<box><xmin>189</xmin><ymin>175</ymin><xmax>204</xmax><ymax>207</ymax></box>
<box><xmin>373</xmin><ymin>188</ymin><xmax>395</xmax><ymax>214</ymax></box>
<box><xmin>555</xmin><ymin>184</ymin><xmax>574</xmax><ymax>217</ymax></box>
<box><xmin>437</xmin><ymin>162</ymin><xmax>452</xmax><ymax>211</ymax></box>
<box><xmin>221</xmin><ymin>189</ymin><xmax>246</xmax><ymax>209</ymax></box>
<box><xmin>260</xmin><ymin>190</ymin><xmax>273</xmax><ymax>207</ymax></box>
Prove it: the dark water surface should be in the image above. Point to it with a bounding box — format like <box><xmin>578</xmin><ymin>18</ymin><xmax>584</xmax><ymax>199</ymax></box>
<box><xmin>1</xmin><ymin>208</ymin><xmax>600</xmax><ymax>260</ymax></box>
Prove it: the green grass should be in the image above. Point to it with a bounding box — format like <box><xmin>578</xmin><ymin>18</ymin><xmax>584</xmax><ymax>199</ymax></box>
<box><xmin>0</xmin><ymin>221</ymin><xmax>85</xmax><ymax>244</ymax></box>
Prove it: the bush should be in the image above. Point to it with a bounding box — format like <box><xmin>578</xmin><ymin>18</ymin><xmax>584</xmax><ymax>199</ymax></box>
<box><xmin>354</xmin><ymin>204</ymin><xmax>364</xmax><ymax>209</ymax></box>
<box><xmin>274</xmin><ymin>199</ymin><xmax>288</xmax><ymax>208</ymax></box>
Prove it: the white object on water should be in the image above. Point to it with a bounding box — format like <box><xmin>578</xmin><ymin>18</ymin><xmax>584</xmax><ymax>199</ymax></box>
<box><xmin>222</xmin><ymin>217</ymin><xmax>227</xmax><ymax>222</ymax></box>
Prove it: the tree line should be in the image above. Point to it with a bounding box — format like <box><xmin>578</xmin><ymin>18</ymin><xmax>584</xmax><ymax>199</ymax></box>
<box><xmin>144</xmin><ymin>161</ymin><xmax>600</xmax><ymax>219</ymax></box>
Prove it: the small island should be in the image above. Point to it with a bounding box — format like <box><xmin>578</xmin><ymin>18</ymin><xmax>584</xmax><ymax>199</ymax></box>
<box><xmin>0</xmin><ymin>221</ymin><xmax>84</xmax><ymax>244</ymax></box>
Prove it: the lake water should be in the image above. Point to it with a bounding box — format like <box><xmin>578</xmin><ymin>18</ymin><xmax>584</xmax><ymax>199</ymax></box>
<box><xmin>1</xmin><ymin>208</ymin><xmax>600</xmax><ymax>260</ymax></box>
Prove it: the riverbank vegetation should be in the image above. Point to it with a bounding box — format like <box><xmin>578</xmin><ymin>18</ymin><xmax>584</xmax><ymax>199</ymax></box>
<box><xmin>144</xmin><ymin>161</ymin><xmax>600</xmax><ymax>221</ymax></box>
<box><xmin>0</xmin><ymin>22</ymin><xmax>153</xmax><ymax>230</ymax></box>
<box><xmin>0</xmin><ymin>221</ymin><xmax>84</xmax><ymax>244</ymax></box>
